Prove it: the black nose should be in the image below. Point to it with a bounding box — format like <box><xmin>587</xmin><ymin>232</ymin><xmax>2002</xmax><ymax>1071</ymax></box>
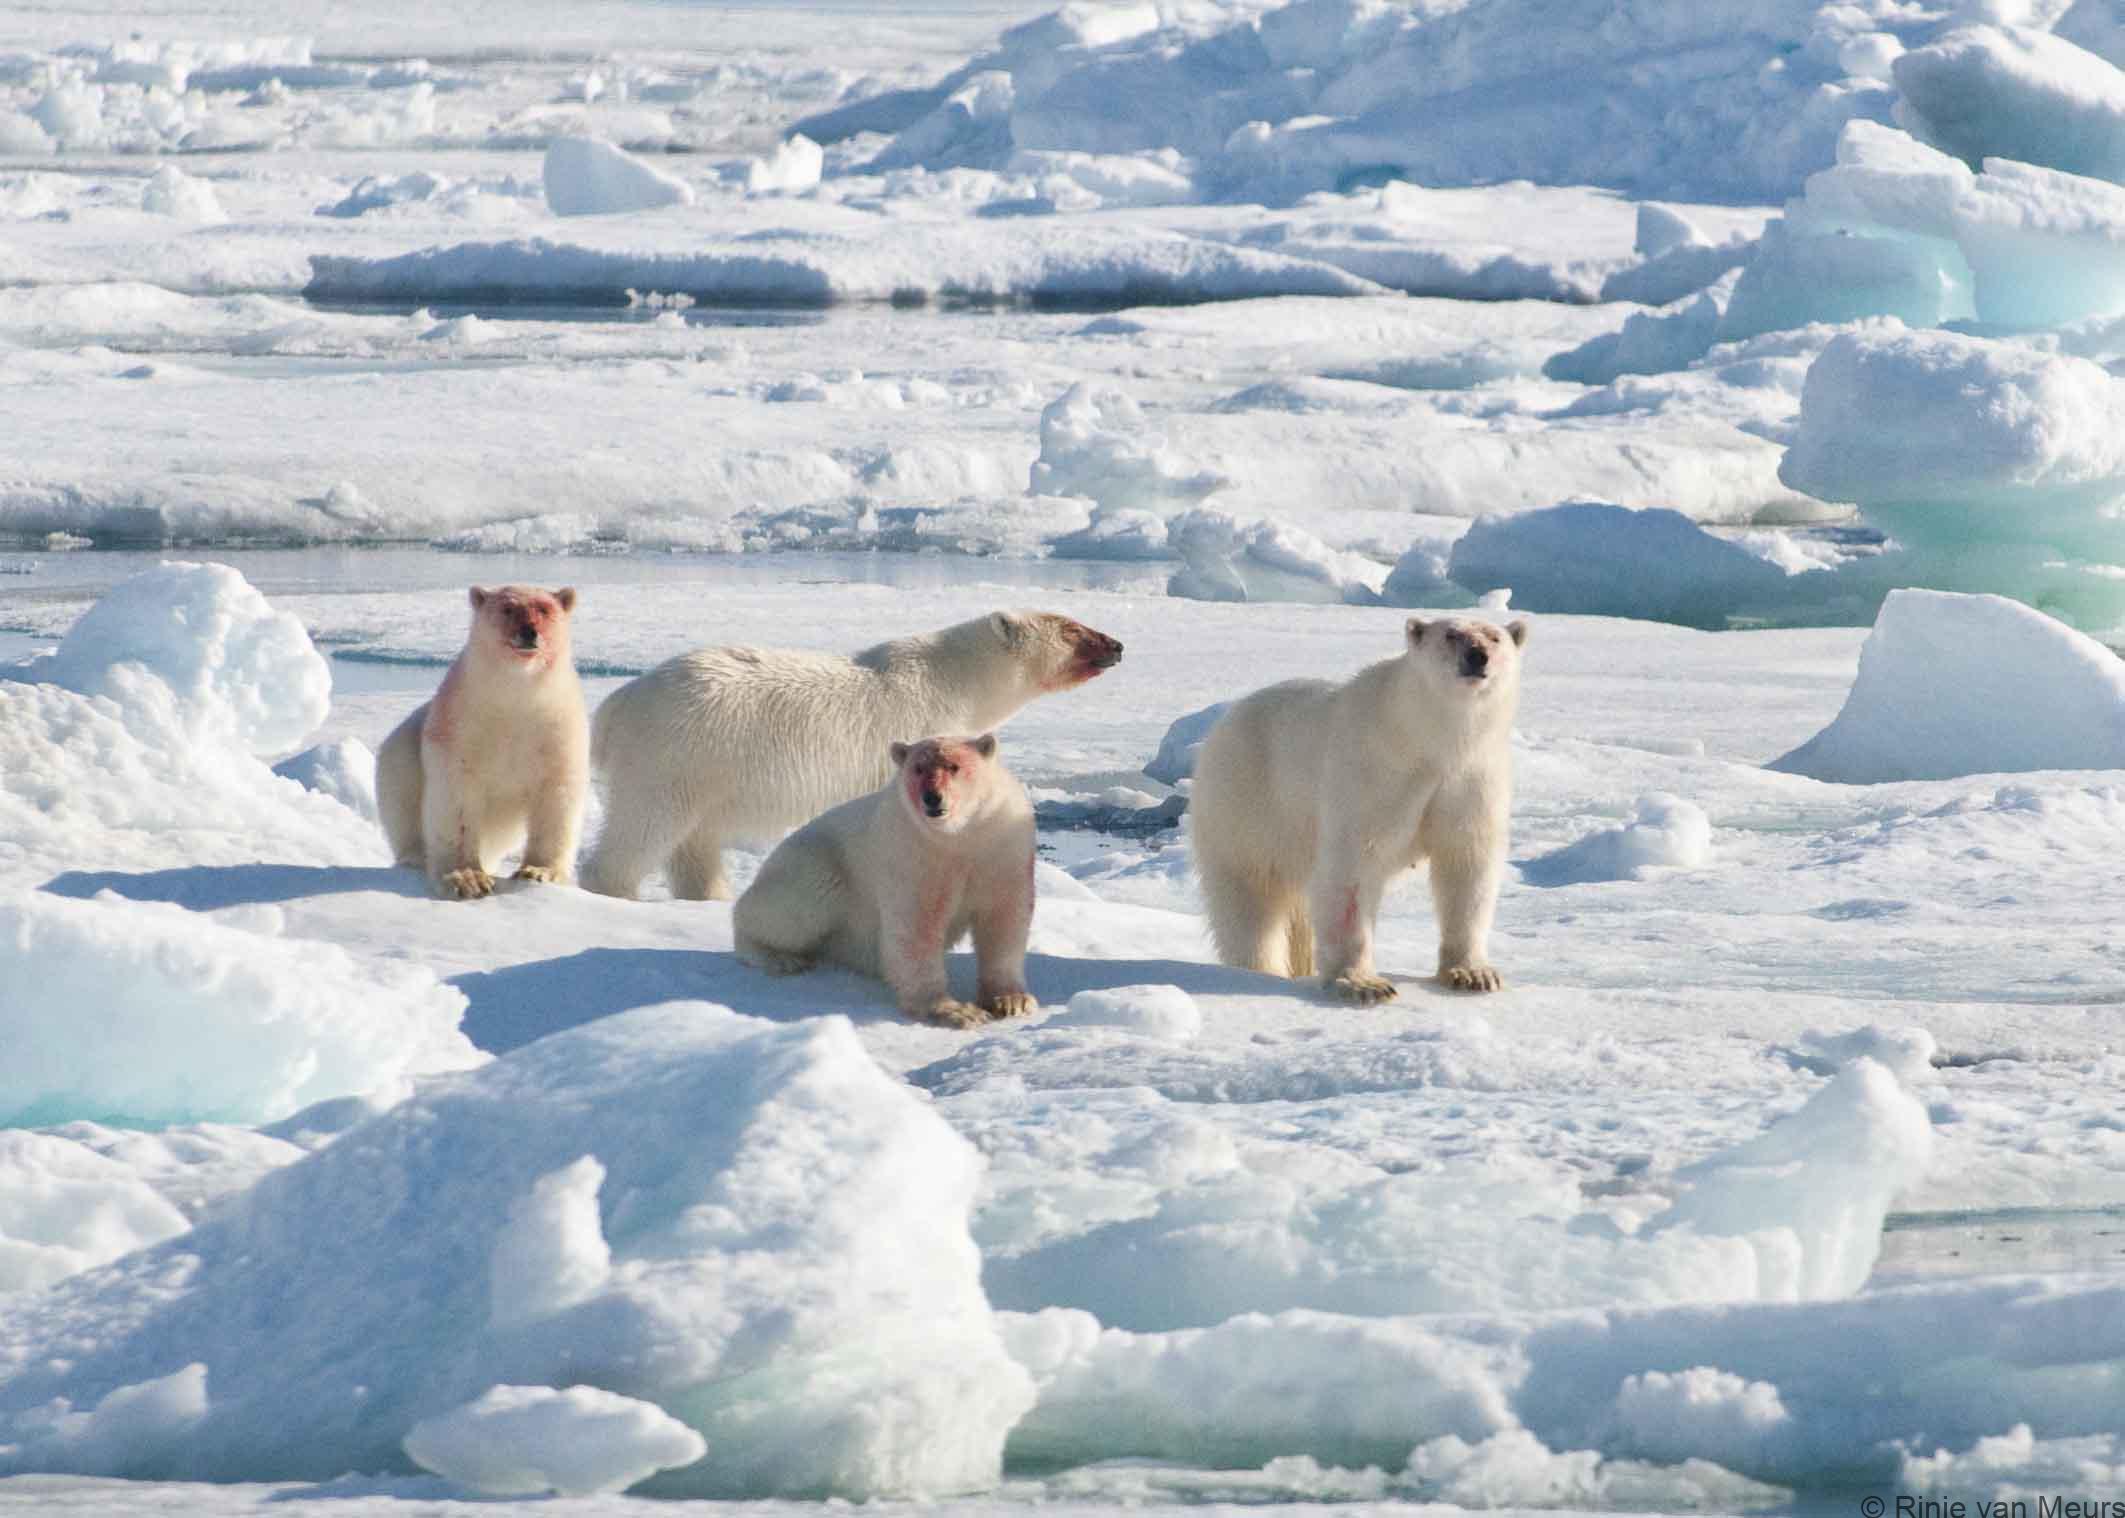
<box><xmin>922</xmin><ymin>790</ymin><xmax>945</xmax><ymax>816</ymax></box>
<box><xmin>513</xmin><ymin>626</ymin><xmax>539</xmax><ymax>649</ymax></box>
<box><xmin>1462</xmin><ymin>648</ymin><xmax>1488</xmax><ymax>676</ymax></box>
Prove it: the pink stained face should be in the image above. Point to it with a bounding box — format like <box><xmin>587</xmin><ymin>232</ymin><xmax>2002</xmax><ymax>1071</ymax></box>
<box><xmin>901</xmin><ymin>738</ymin><xmax>980</xmax><ymax>821</ymax></box>
<box><xmin>1057</xmin><ymin>618</ymin><xmax>1125</xmax><ymax>687</ymax></box>
<box><xmin>481</xmin><ymin>588</ymin><xmax>568</xmax><ymax>659</ymax></box>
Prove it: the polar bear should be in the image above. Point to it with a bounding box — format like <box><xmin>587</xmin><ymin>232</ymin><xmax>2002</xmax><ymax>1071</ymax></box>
<box><xmin>733</xmin><ymin>733</ymin><xmax>1037</xmax><ymax>1028</ymax></box>
<box><xmin>1190</xmin><ymin>615</ymin><xmax>1529</xmax><ymax>1002</ymax></box>
<box><xmin>375</xmin><ymin>584</ymin><xmax>588</xmax><ymax>900</ymax></box>
<box><xmin>583</xmin><ymin>610</ymin><xmax>1122</xmax><ymax>900</ymax></box>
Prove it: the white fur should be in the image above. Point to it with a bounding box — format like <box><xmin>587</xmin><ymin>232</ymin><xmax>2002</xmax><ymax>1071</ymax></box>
<box><xmin>376</xmin><ymin>585</ymin><xmax>588</xmax><ymax>900</ymax></box>
<box><xmin>583</xmin><ymin>610</ymin><xmax>1120</xmax><ymax>900</ymax></box>
<box><xmin>1190</xmin><ymin>615</ymin><xmax>1529</xmax><ymax>1002</ymax></box>
<box><xmin>732</xmin><ymin>734</ymin><xmax>1037</xmax><ymax>1028</ymax></box>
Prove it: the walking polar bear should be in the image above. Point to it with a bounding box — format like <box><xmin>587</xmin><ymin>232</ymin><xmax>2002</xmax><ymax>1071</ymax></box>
<box><xmin>583</xmin><ymin>610</ymin><xmax>1122</xmax><ymax>900</ymax></box>
<box><xmin>376</xmin><ymin>585</ymin><xmax>588</xmax><ymax>900</ymax></box>
<box><xmin>734</xmin><ymin>734</ymin><xmax>1037</xmax><ymax>1029</ymax></box>
<box><xmin>1190</xmin><ymin>615</ymin><xmax>1530</xmax><ymax>1002</ymax></box>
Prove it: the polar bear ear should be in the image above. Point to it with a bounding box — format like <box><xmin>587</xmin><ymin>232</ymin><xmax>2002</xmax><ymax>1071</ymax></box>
<box><xmin>554</xmin><ymin>587</ymin><xmax>578</xmax><ymax>614</ymax></box>
<box><xmin>1506</xmin><ymin>619</ymin><xmax>1531</xmax><ymax>648</ymax></box>
<box><xmin>990</xmin><ymin>610</ymin><xmax>1025</xmax><ymax>645</ymax></box>
<box><xmin>468</xmin><ymin>586</ymin><xmax>490</xmax><ymax>611</ymax></box>
<box><xmin>972</xmin><ymin>733</ymin><xmax>998</xmax><ymax>759</ymax></box>
<box><xmin>1405</xmin><ymin>617</ymin><xmax>1428</xmax><ymax>645</ymax></box>
<box><xmin>890</xmin><ymin>741</ymin><xmax>910</xmax><ymax>767</ymax></box>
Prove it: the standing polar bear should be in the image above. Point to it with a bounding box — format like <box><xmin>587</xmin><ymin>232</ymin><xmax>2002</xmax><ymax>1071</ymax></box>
<box><xmin>375</xmin><ymin>584</ymin><xmax>587</xmax><ymax>900</ymax></box>
<box><xmin>734</xmin><ymin>734</ymin><xmax>1037</xmax><ymax>1029</ymax></box>
<box><xmin>584</xmin><ymin>610</ymin><xmax>1122</xmax><ymax>900</ymax></box>
<box><xmin>1190</xmin><ymin>615</ymin><xmax>1529</xmax><ymax>1002</ymax></box>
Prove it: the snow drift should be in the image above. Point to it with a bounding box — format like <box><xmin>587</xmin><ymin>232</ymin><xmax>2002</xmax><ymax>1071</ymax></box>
<box><xmin>1772</xmin><ymin>589</ymin><xmax>2125</xmax><ymax>782</ymax></box>
<box><xmin>0</xmin><ymin>1004</ymin><xmax>1034</xmax><ymax>1498</ymax></box>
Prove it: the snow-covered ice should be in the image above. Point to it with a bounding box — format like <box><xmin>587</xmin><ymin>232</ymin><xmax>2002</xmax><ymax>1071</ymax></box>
<box><xmin>5</xmin><ymin>0</ymin><xmax>2125</xmax><ymax>1509</ymax></box>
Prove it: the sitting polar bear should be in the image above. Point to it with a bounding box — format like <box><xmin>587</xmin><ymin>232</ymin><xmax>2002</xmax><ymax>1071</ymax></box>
<box><xmin>583</xmin><ymin>610</ymin><xmax>1122</xmax><ymax>900</ymax></box>
<box><xmin>1189</xmin><ymin>615</ymin><xmax>1529</xmax><ymax>1002</ymax></box>
<box><xmin>375</xmin><ymin>585</ymin><xmax>588</xmax><ymax>900</ymax></box>
<box><xmin>733</xmin><ymin>733</ymin><xmax>1037</xmax><ymax>1029</ymax></box>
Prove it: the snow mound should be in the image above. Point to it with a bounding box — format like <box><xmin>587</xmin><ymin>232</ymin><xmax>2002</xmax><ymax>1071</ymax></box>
<box><xmin>141</xmin><ymin>165</ymin><xmax>224</xmax><ymax>223</ymax></box>
<box><xmin>306</xmin><ymin>226</ymin><xmax>1379</xmax><ymax>308</ymax></box>
<box><xmin>1782</xmin><ymin>328</ymin><xmax>2125</xmax><ymax>543</ymax></box>
<box><xmin>0</xmin><ymin>1004</ymin><xmax>1033</xmax><ymax>1498</ymax></box>
<box><xmin>1446</xmin><ymin>504</ymin><xmax>1791</xmax><ymax>629</ymax></box>
<box><xmin>35</xmin><ymin>561</ymin><xmax>330</xmax><ymax>757</ymax></box>
<box><xmin>0</xmin><ymin>889</ymin><xmax>481</xmax><ymax>1128</ymax></box>
<box><xmin>544</xmin><ymin>136</ymin><xmax>696</xmax><ymax>216</ymax></box>
<box><xmin>1144</xmin><ymin>701</ymin><xmax>1228</xmax><ymax>785</ymax></box>
<box><xmin>1047</xmin><ymin>985</ymin><xmax>1202</xmax><ymax>1043</ymax></box>
<box><xmin>746</xmin><ymin>133</ymin><xmax>823</xmax><ymax>195</ymax></box>
<box><xmin>951</xmin><ymin>1028</ymin><xmax>1930</xmax><ymax>1329</ymax></box>
<box><xmin>1896</xmin><ymin>25</ymin><xmax>2125</xmax><ymax>185</ymax></box>
<box><xmin>0</xmin><ymin>1130</ymin><xmax>190</xmax><ymax>1293</ymax></box>
<box><xmin>1771</xmin><ymin>589</ymin><xmax>2125</xmax><ymax>782</ymax></box>
<box><xmin>1652</xmin><ymin>1058</ymin><xmax>1933</xmax><ymax>1299</ymax></box>
<box><xmin>403</xmin><ymin>1385</ymin><xmax>706</xmax><ymax>1496</ymax></box>
<box><xmin>1728</xmin><ymin>120</ymin><xmax>2125</xmax><ymax>339</ymax></box>
<box><xmin>875</xmin><ymin>0</ymin><xmax>1902</xmax><ymax>204</ymax></box>
<box><xmin>1028</xmin><ymin>384</ymin><xmax>1225</xmax><ymax>511</ymax></box>
<box><xmin>1522</xmin><ymin>794</ymin><xmax>1714</xmax><ymax>886</ymax></box>
<box><xmin>1610</xmin><ymin>1367</ymin><xmax>1790</xmax><ymax>1467</ymax></box>
<box><xmin>1167</xmin><ymin>508</ymin><xmax>1387</xmax><ymax>605</ymax></box>
<box><xmin>1904</xmin><ymin>1424</ymin><xmax>2125</xmax><ymax>1503</ymax></box>
<box><xmin>271</xmin><ymin>736</ymin><xmax>379</xmax><ymax>822</ymax></box>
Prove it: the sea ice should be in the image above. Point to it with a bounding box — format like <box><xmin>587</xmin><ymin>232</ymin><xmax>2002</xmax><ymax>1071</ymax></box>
<box><xmin>0</xmin><ymin>1004</ymin><xmax>1033</xmax><ymax>1498</ymax></box>
<box><xmin>1444</xmin><ymin>504</ymin><xmax>1795</xmax><ymax>629</ymax></box>
<box><xmin>32</xmin><ymin>561</ymin><xmax>330</xmax><ymax>758</ymax></box>
<box><xmin>542</xmin><ymin>136</ymin><xmax>696</xmax><ymax>216</ymax></box>
<box><xmin>402</xmin><ymin>1384</ymin><xmax>706</xmax><ymax>1496</ymax></box>
<box><xmin>0</xmin><ymin>889</ymin><xmax>480</xmax><ymax>1128</ymax></box>
<box><xmin>1896</xmin><ymin>24</ymin><xmax>2125</xmax><ymax>184</ymax></box>
<box><xmin>1771</xmin><ymin>589</ymin><xmax>2125</xmax><ymax>781</ymax></box>
<box><xmin>1144</xmin><ymin>701</ymin><xmax>1227</xmax><ymax>784</ymax></box>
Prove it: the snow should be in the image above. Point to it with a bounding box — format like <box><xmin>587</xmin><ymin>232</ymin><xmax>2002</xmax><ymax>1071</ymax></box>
<box><xmin>1772</xmin><ymin>589</ymin><xmax>2125</xmax><ymax>781</ymax></box>
<box><xmin>1044</xmin><ymin>984</ymin><xmax>1202</xmax><ymax>1042</ymax></box>
<box><xmin>4</xmin><ymin>0</ymin><xmax>2125</xmax><ymax>1508</ymax></box>
<box><xmin>1446</xmin><ymin>504</ymin><xmax>1796</xmax><ymax>629</ymax></box>
<box><xmin>1521</xmin><ymin>793</ymin><xmax>1715</xmax><ymax>885</ymax></box>
<box><xmin>31</xmin><ymin>562</ymin><xmax>329</xmax><ymax>757</ymax></box>
<box><xmin>0</xmin><ymin>889</ymin><xmax>480</xmax><ymax>1128</ymax></box>
<box><xmin>1896</xmin><ymin>24</ymin><xmax>2125</xmax><ymax>184</ymax></box>
<box><xmin>542</xmin><ymin>137</ymin><xmax>696</xmax><ymax>217</ymax></box>
<box><xmin>0</xmin><ymin>1002</ymin><xmax>1033</xmax><ymax>1497</ymax></box>
<box><xmin>401</xmin><ymin>1385</ymin><xmax>705</xmax><ymax>1496</ymax></box>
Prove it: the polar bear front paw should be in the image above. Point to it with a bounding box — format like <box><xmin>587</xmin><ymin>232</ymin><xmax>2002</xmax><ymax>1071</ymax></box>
<box><xmin>441</xmin><ymin>866</ymin><xmax>495</xmax><ymax>900</ymax></box>
<box><xmin>1442</xmin><ymin>962</ymin><xmax>1503</xmax><ymax>993</ymax></box>
<box><xmin>981</xmin><ymin>989</ymin><xmax>1037</xmax><ymax>1020</ymax></box>
<box><xmin>913</xmin><ymin>998</ymin><xmax>988</xmax><ymax>1030</ymax></box>
<box><xmin>513</xmin><ymin>863</ymin><xmax>567</xmax><ymax>885</ymax></box>
<box><xmin>1331</xmin><ymin>971</ymin><xmax>1398</xmax><ymax>1005</ymax></box>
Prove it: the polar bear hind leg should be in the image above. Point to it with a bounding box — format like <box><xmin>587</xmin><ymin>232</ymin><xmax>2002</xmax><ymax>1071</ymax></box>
<box><xmin>1201</xmin><ymin>857</ymin><xmax>1312</xmax><ymax>979</ymax></box>
<box><xmin>665</xmin><ymin>818</ymin><xmax>732</xmax><ymax>902</ymax></box>
<box><xmin>733</xmin><ymin>837</ymin><xmax>846</xmax><ymax>975</ymax></box>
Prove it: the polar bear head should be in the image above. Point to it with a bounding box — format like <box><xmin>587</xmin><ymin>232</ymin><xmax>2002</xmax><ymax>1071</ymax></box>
<box><xmin>888</xmin><ymin>733</ymin><xmax>1005</xmax><ymax>834</ymax></box>
<box><xmin>984</xmin><ymin>610</ymin><xmax>1125</xmax><ymax>693</ymax></box>
<box><xmin>1404</xmin><ymin>615</ymin><xmax>1529</xmax><ymax>699</ymax></box>
<box><xmin>468</xmin><ymin>584</ymin><xmax>577</xmax><ymax>675</ymax></box>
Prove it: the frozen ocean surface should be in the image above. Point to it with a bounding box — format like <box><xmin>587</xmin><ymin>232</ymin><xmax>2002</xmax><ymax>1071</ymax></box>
<box><xmin>5</xmin><ymin>0</ymin><xmax>2125</xmax><ymax>1511</ymax></box>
